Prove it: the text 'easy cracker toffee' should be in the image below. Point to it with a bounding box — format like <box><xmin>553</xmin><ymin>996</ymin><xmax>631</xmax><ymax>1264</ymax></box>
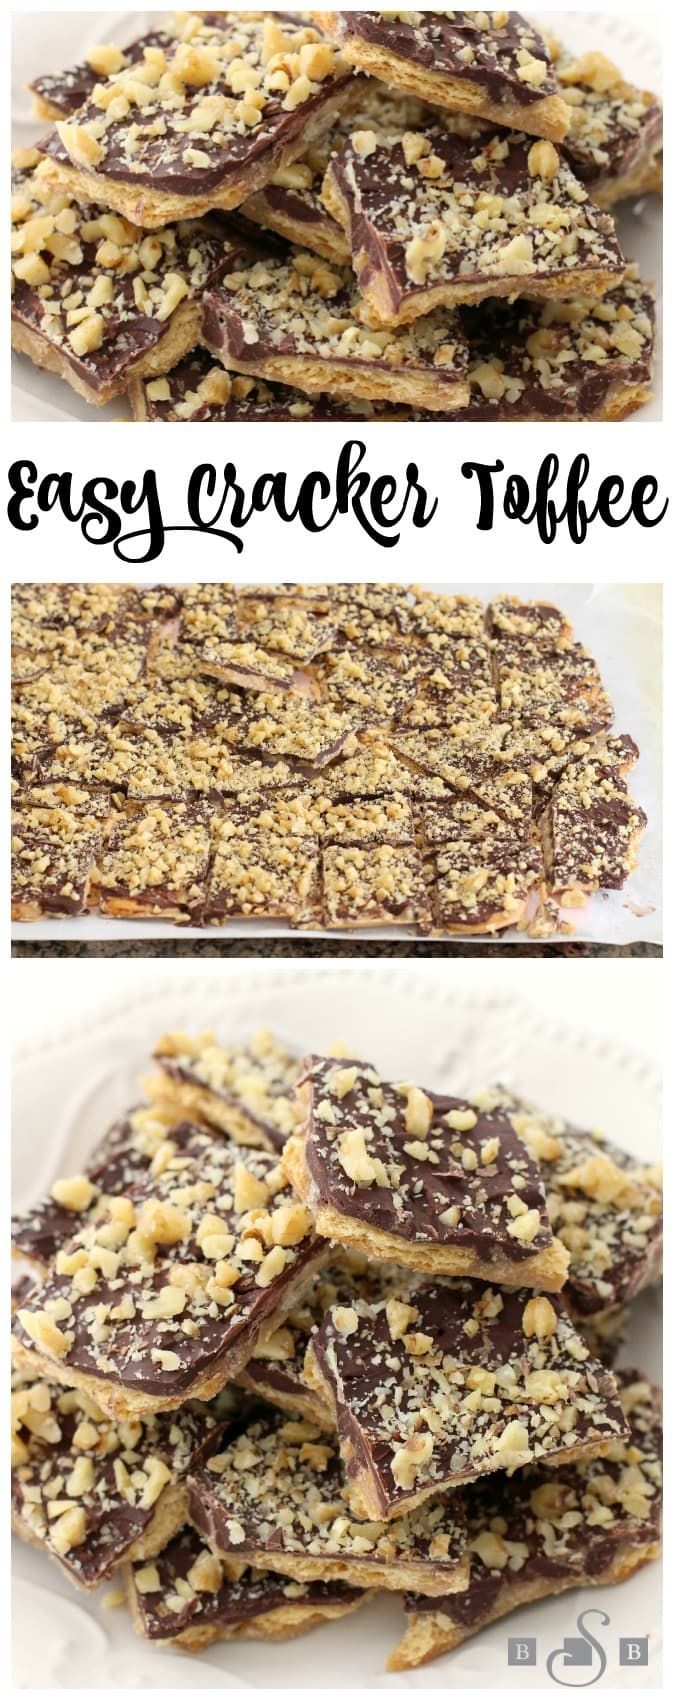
<box><xmin>11</xmin><ymin>154</ymin><xmax>242</xmax><ymax>407</ymax></box>
<box><xmin>284</xmin><ymin>1054</ymin><xmax>569</xmax><ymax>1285</ymax></box>
<box><xmin>37</xmin><ymin>13</ymin><xmax>355</xmax><ymax>227</ymax></box>
<box><xmin>323</xmin><ymin>124</ymin><xmax>625</xmax><ymax>327</ymax></box>
<box><xmin>13</xmin><ymin>1127</ymin><xmax>325</xmax><ymax>1418</ymax></box>
<box><xmin>11</xmin><ymin>1367</ymin><xmax>230</xmax><ymax>1589</ymax></box>
<box><xmin>148</xmin><ymin>1028</ymin><xmax>302</xmax><ymax>1153</ymax></box>
<box><xmin>127</xmin><ymin>1524</ymin><xmax>368</xmax><ymax>1648</ymax></box>
<box><xmin>187</xmin><ymin>1410</ymin><xmax>469</xmax><ymax>1596</ymax></box>
<box><xmin>389</xmin><ymin>1369</ymin><xmax>662</xmax><ymax>1668</ymax></box>
<box><xmin>304</xmin><ymin>1280</ymin><xmax>629</xmax><ymax>1522</ymax></box>
<box><xmin>314</xmin><ymin>12</ymin><xmax>570</xmax><ymax>141</ymax></box>
<box><xmin>201</xmin><ymin>244</ymin><xmax>471</xmax><ymax>409</ymax></box>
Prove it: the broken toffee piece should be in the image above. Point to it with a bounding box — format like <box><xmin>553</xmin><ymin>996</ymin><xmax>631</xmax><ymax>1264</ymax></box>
<box><xmin>201</xmin><ymin>246</ymin><xmax>471</xmax><ymax>410</ymax></box>
<box><xmin>323</xmin><ymin>125</ymin><xmax>626</xmax><ymax>328</ymax></box>
<box><xmin>476</xmin><ymin>1086</ymin><xmax>663</xmax><ymax>1320</ymax></box>
<box><xmin>305</xmin><ymin>1279</ymin><xmax>629</xmax><ymax>1522</ymax></box>
<box><xmin>37</xmin><ymin>13</ymin><xmax>355</xmax><ymax>228</ymax></box>
<box><xmin>314</xmin><ymin>12</ymin><xmax>569</xmax><ymax>141</ymax></box>
<box><xmin>29</xmin><ymin>26</ymin><xmax>175</xmax><ymax>121</ymax></box>
<box><xmin>540</xmin><ymin>744</ymin><xmax>647</xmax><ymax>903</ymax></box>
<box><xmin>284</xmin><ymin>1054</ymin><xmax>569</xmax><ymax>1286</ymax></box>
<box><xmin>389</xmin><ymin>1369</ymin><xmax>662</xmax><ymax>1669</ymax></box>
<box><xmin>148</xmin><ymin>1028</ymin><xmax>302</xmax><ymax>1154</ymax></box>
<box><xmin>13</xmin><ymin>1127</ymin><xmax>325</xmax><ymax>1418</ymax></box>
<box><xmin>11</xmin><ymin>1368</ymin><xmax>230</xmax><ymax>1589</ymax></box>
<box><xmin>11</xmin><ymin>789</ymin><xmax>109</xmax><ymax>920</ymax></box>
<box><xmin>128</xmin><ymin>350</ymin><xmax>410</xmax><ymax>421</ymax></box>
<box><xmin>127</xmin><ymin>1525</ymin><xmax>368</xmax><ymax>1648</ymax></box>
<box><xmin>554</xmin><ymin>46</ymin><xmax>663</xmax><ymax>208</ymax></box>
<box><xmin>428</xmin><ymin>829</ymin><xmax>543</xmax><ymax>935</ymax></box>
<box><xmin>94</xmin><ymin>799</ymin><xmax>213</xmax><ymax>921</ymax></box>
<box><xmin>187</xmin><ymin>1411</ymin><xmax>469</xmax><ymax>1596</ymax></box>
<box><xmin>11</xmin><ymin>156</ymin><xmax>242</xmax><ymax>407</ymax></box>
<box><xmin>322</xmin><ymin>843</ymin><xmax>431</xmax><ymax>931</ymax></box>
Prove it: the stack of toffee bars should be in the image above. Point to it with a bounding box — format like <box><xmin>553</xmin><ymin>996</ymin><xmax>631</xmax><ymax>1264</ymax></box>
<box><xmin>12</xmin><ymin>1028</ymin><xmax>662</xmax><ymax>1666</ymax></box>
<box><xmin>11</xmin><ymin>583</ymin><xmax>648</xmax><ymax>936</ymax></box>
<box><xmin>11</xmin><ymin>10</ymin><xmax>662</xmax><ymax>421</ymax></box>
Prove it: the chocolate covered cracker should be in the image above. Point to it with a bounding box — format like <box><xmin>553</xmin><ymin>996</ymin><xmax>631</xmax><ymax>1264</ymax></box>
<box><xmin>305</xmin><ymin>1280</ymin><xmax>628</xmax><ymax>1521</ymax></box>
<box><xmin>93</xmin><ymin>799</ymin><xmax>214</xmax><ymax>920</ymax></box>
<box><xmin>128</xmin><ymin>349</ymin><xmax>410</xmax><ymax>420</ymax></box>
<box><xmin>314</xmin><ymin>12</ymin><xmax>569</xmax><ymax>141</ymax></box>
<box><xmin>13</xmin><ymin>1126</ymin><xmax>325</xmax><ymax>1417</ymax></box>
<box><xmin>323</xmin><ymin>125</ymin><xmax>625</xmax><ymax>327</ymax></box>
<box><xmin>148</xmin><ymin>1029</ymin><xmax>302</xmax><ymax>1154</ymax></box>
<box><xmin>203</xmin><ymin>795</ymin><xmax>321</xmax><ymax>927</ymax></box>
<box><xmin>554</xmin><ymin>45</ymin><xmax>663</xmax><ymax>207</ymax></box>
<box><xmin>322</xmin><ymin>843</ymin><xmax>430</xmax><ymax>929</ymax></box>
<box><xmin>188</xmin><ymin>1411</ymin><xmax>469</xmax><ymax>1595</ymax></box>
<box><xmin>127</xmin><ymin>1525</ymin><xmax>367</xmax><ymax>1647</ymax></box>
<box><xmin>477</xmin><ymin>1086</ymin><xmax>663</xmax><ymax>1319</ymax></box>
<box><xmin>38</xmin><ymin>14</ymin><xmax>354</xmax><ymax>227</ymax></box>
<box><xmin>284</xmin><ymin>1055</ymin><xmax>569</xmax><ymax>1285</ymax></box>
<box><xmin>11</xmin><ymin>789</ymin><xmax>110</xmax><ymax>919</ymax></box>
<box><xmin>390</xmin><ymin>1369</ymin><xmax>662</xmax><ymax>1667</ymax></box>
<box><xmin>11</xmin><ymin>154</ymin><xmax>241</xmax><ymax>406</ymax></box>
<box><xmin>540</xmin><ymin>741</ymin><xmax>647</xmax><ymax>903</ymax></box>
<box><xmin>201</xmin><ymin>245</ymin><xmax>470</xmax><ymax>409</ymax></box>
<box><xmin>11</xmin><ymin>1368</ymin><xmax>230</xmax><ymax>1589</ymax></box>
<box><xmin>428</xmin><ymin>825</ymin><xmax>543</xmax><ymax>935</ymax></box>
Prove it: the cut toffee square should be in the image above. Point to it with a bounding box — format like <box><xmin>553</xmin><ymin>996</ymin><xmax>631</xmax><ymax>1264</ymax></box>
<box><xmin>223</xmin><ymin>691</ymin><xmax>360</xmax><ymax>768</ymax></box>
<box><xmin>494</xmin><ymin>638</ymin><xmax>614</xmax><ymax>734</ymax></box>
<box><xmin>11</xmin><ymin>1368</ymin><xmax>230</xmax><ymax>1590</ymax></box>
<box><xmin>540</xmin><ymin>745</ymin><xmax>647</xmax><ymax>903</ymax></box>
<box><xmin>187</xmin><ymin>1411</ymin><xmax>469</xmax><ymax>1596</ymax></box>
<box><xmin>127</xmin><ymin>1525</ymin><xmax>368</xmax><ymax>1648</ymax></box>
<box><xmin>429</xmin><ymin>831</ymin><xmax>543</xmax><ymax>935</ymax></box>
<box><xmin>11</xmin><ymin>155</ymin><xmax>242</xmax><ymax>408</ymax></box>
<box><xmin>322</xmin><ymin>843</ymin><xmax>431</xmax><ymax>930</ymax></box>
<box><xmin>322</xmin><ymin>126</ymin><xmax>626</xmax><ymax>328</ymax></box>
<box><xmin>147</xmin><ymin>1029</ymin><xmax>302</xmax><ymax>1154</ymax></box>
<box><xmin>389</xmin><ymin>1369</ymin><xmax>662</xmax><ymax>1669</ymax></box>
<box><xmin>486</xmin><ymin>594</ymin><xmax>574</xmax><ymax>647</ymax></box>
<box><xmin>93</xmin><ymin>799</ymin><xmax>214</xmax><ymax>920</ymax></box>
<box><xmin>479</xmin><ymin>1086</ymin><xmax>663</xmax><ymax>1320</ymax></box>
<box><xmin>128</xmin><ymin>351</ymin><xmax>410</xmax><ymax>421</ymax></box>
<box><xmin>11</xmin><ymin>791</ymin><xmax>110</xmax><ymax>919</ymax></box>
<box><xmin>315</xmin><ymin>793</ymin><xmax>416</xmax><ymax>848</ymax></box>
<box><xmin>194</xmin><ymin>639</ymin><xmax>317</xmax><ymax>697</ymax></box>
<box><xmin>13</xmin><ymin>1127</ymin><xmax>326</xmax><ymax>1418</ymax></box>
<box><xmin>284</xmin><ymin>1055</ymin><xmax>569</xmax><ymax>1286</ymax></box>
<box><xmin>201</xmin><ymin>247</ymin><xmax>471</xmax><ymax>410</ymax></box>
<box><xmin>202</xmin><ymin>798</ymin><xmax>321</xmax><ymax>927</ymax></box>
<box><xmin>554</xmin><ymin>45</ymin><xmax>663</xmax><ymax>208</ymax></box>
<box><xmin>37</xmin><ymin>14</ymin><xmax>355</xmax><ymax>228</ymax></box>
<box><xmin>314</xmin><ymin>12</ymin><xmax>570</xmax><ymax>142</ymax></box>
<box><xmin>304</xmin><ymin>1280</ymin><xmax>629</xmax><ymax>1522</ymax></box>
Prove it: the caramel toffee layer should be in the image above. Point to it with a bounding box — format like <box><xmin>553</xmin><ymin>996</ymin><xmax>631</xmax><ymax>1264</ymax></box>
<box><xmin>397</xmin><ymin>1370</ymin><xmax>661</xmax><ymax>1650</ymax></box>
<box><xmin>326</xmin><ymin>125</ymin><xmax>625</xmax><ymax>322</ymax></box>
<box><xmin>319</xmin><ymin>12</ymin><xmax>561</xmax><ymax>119</ymax></box>
<box><xmin>12</xmin><ymin>1370</ymin><xmax>229</xmax><ymax>1587</ymax></box>
<box><xmin>187</xmin><ymin>1410</ymin><xmax>468</xmax><ymax>1587</ymax></box>
<box><xmin>11</xmin><ymin>159</ymin><xmax>242</xmax><ymax>399</ymax></box>
<box><xmin>296</xmin><ymin>1054</ymin><xmax>561</xmax><ymax>1268</ymax></box>
<box><xmin>479</xmin><ymin>1087</ymin><xmax>663</xmax><ymax>1318</ymax></box>
<box><xmin>201</xmin><ymin>246</ymin><xmax>470</xmax><ymax>404</ymax></box>
<box><xmin>130</xmin><ymin>1523</ymin><xmax>365</xmax><ymax>1641</ymax></box>
<box><xmin>309</xmin><ymin>1281</ymin><xmax>629</xmax><ymax>1517</ymax></box>
<box><xmin>39</xmin><ymin>14</ymin><xmax>353</xmax><ymax>210</ymax></box>
<box><xmin>13</xmin><ymin>1126</ymin><xmax>323</xmax><ymax>1406</ymax></box>
<box><xmin>151</xmin><ymin>1029</ymin><xmax>302</xmax><ymax>1153</ymax></box>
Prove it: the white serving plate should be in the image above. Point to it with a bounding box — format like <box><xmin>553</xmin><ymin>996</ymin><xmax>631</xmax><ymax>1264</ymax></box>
<box><xmin>11</xmin><ymin>582</ymin><xmax>663</xmax><ymax>946</ymax></box>
<box><xmin>11</xmin><ymin>10</ymin><xmax>663</xmax><ymax>422</ymax></box>
<box><xmin>12</xmin><ymin>968</ymin><xmax>662</xmax><ymax>1688</ymax></box>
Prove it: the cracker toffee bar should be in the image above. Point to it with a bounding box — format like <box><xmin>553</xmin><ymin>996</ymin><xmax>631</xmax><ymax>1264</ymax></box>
<box><xmin>284</xmin><ymin>1054</ymin><xmax>570</xmax><ymax>1285</ymax></box>
<box><xmin>389</xmin><ymin>1370</ymin><xmax>662</xmax><ymax>1668</ymax></box>
<box><xmin>314</xmin><ymin>12</ymin><xmax>570</xmax><ymax>141</ymax></box>
<box><xmin>323</xmin><ymin>124</ymin><xmax>626</xmax><ymax>328</ymax></box>
<box><xmin>187</xmin><ymin>1409</ymin><xmax>470</xmax><ymax>1594</ymax></box>
<box><xmin>11</xmin><ymin>154</ymin><xmax>243</xmax><ymax>407</ymax></box>
<box><xmin>127</xmin><ymin>1524</ymin><xmax>369</xmax><ymax>1648</ymax></box>
<box><xmin>147</xmin><ymin>1029</ymin><xmax>302</xmax><ymax>1153</ymax></box>
<box><xmin>304</xmin><ymin>1280</ymin><xmax>629</xmax><ymax>1522</ymax></box>
<box><xmin>13</xmin><ymin>1128</ymin><xmax>326</xmax><ymax>1417</ymax></box>
<box><xmin>37</xmin><ymin>14</ymin><xmax>355</xmax><ymax>227</ymax></box>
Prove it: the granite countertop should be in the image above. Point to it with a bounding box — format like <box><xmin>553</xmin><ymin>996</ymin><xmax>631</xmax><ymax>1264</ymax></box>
<box><xmin>12</xmin><ymin>941</ymin><xmax>661</xmax><ymax>960</ymax></box>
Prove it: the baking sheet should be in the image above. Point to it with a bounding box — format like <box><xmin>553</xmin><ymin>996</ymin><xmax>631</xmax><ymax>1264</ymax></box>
<box><xmin>11</xmin><ymin>968</ymin><xmax>662</xmax><ymax>1687</ymax></box>
<box><xmin>10</xmin><ymin>9</ymin><xmax>663</xmax><ymax>422</ymax></box>
<box><xmin>11</xmin><ymin>582</ymin><xmax>663</xmax><ymax>946</ymax></box>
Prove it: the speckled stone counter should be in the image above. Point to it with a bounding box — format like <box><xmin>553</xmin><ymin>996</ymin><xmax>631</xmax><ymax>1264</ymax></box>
<box><xmin>12</xmin><ymin>942</ymin><xmax>661</xmax><ymax>960</ymax></box>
